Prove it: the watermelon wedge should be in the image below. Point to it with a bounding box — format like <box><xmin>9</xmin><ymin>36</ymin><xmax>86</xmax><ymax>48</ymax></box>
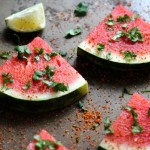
<box><xmin>0</xmin><ymin>37</ymin><xmax>88</xmax><ymax>112</ymax></box>
<box><xmin>99</xmin><ymin>93</ymin><xmax>150</xmax><ymax>150</ymax></box>
<box><xmin>27</xmin><ymin>129</ymin><xmax>68</xmax><ymax>150</ymax></box>
<box><xmin>77</xmin><ymin>5</ymin><xmax>150</xmax><ymax>70</ymax></box>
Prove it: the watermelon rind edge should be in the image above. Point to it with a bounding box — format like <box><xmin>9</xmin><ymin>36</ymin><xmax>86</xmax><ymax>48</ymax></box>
<box><xmin>77</xmin><ymin>41</ymin><xmax>150</xmax><ymax>71</ymax></box>
<box><xmin>0</xmin><ymin>79</ymin><xmax>88</xmax><ymax>113</ymax></box>
<box><xmin>99</xmin><ymin>137</ymin><xmax>150</xmax><ymax>150</ymax></box>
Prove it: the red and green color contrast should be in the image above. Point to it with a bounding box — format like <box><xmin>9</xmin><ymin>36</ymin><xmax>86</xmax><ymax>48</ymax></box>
<box><xmin>27</xmin><ymin>129</ymin><xmax>68</xmax><ymax>150</ymax></box>
<box><xmin>0</xmin><ymin>37</ymin><xmax>88</xmax><ymax>112</ymax></box>
<box><xmin>99</xmin><ymin>93</ymin><xmax>150</xmax><ymax>150</ymax></box>
<box><xmin>78</xmin><ymin>5</ymin><xmax>150</xmax><ymax>70</ymax></box>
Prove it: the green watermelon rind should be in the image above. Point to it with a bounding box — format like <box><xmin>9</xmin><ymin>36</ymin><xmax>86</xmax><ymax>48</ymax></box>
<box><xmin>77</xmin><ymin>41</ymin><xmax>150</xmax><ymax>71</ymax></box>
<box><xmin>0</xmin><ymin>78</ymin><xmax>88</xmax><ymax>113</ymax></box>
<box><xmin>99</xmin><ymin>137</ymin><xmax>150</xmax><ymax>150</ymax></box>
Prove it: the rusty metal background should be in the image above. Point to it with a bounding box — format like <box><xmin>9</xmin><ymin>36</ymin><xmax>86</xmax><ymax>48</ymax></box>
<box><xmin>0</xmin><ymin>0</ymin><xmax>150</xmax><ymax>149</ymax></box>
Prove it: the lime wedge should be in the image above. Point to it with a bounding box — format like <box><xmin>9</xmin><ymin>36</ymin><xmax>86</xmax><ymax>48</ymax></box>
<box><xmin>5</xmin><ymin>3</ymin><xmax>46</xmax><ymax>33</ymax></box>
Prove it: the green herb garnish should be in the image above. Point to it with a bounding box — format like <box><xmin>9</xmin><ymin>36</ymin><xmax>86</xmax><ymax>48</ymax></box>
<box><xmin>32</xmin><ymin>66</ymin><xmax>68</xmax><ymax>92</ymax></box>
<box><xmin>122</xmin><ymin>106</ymin><xmax>143</xmax><ymax>134</ymax></box>
<box><xmin>92</xmin><ymin>123</ymin><xmax>99</xmax><ymax>130</ymax></box>
<box><xmin>23</xmin><ymin>81</ymin><xmax>30</xmax><ymax>90</ymax></box>
<box><xmin>33</xmin><ymin>70</ymin><xmax>44</xmax><ymax>81</ymax></box>
<box><xmin>148</xmin><ymin>108</ymin><xmax>150</xmax><ymax>117</ymax></box>
<box><xmin>112</xmin><ymin>27</ymin><xmax>144</xmax><ymax>42</ymax></box>
<box><xmin>106</xmin><ymin>52</ymin><xmax>111</xmax><ymax>60</ymax></box>
<box><xmin>0</xmin><ymin>52</ymin><xmax>11</xmax><ymax>60</ymax></box>
<box><xmin>127</xmin><ymin>27</ymin><xmax>144</xmax><ymax>42</ymax></box>
<box><xmin>78</xmin><ymin>101</ymin><xmax>88</xmax><ymax>112</ymax></box>
<box><xmin>104</xmin><ymin>117</ymin><xmax>114</xmax><ymax>134</ymax></box>
<box><xmin>59</xmin><ymin>51</ymin><xmax>67</xmax><ymax>57</ymax></box>
<box><xmin>34</xmin><ymin>47</ymin><xmax>44</xmax><ymax>62</ymax></box>
<box><xmin>34</xmin><ymin>135</ymin><xmax>62</xmax><ymax>150</ymax></box>
<box><xmin>131</xmin><ymin>14</ymin><xmax>139</xmax><ymax>20</ymax></box>
<box><xmin>112</xmin><ymin>30</ymin><xmax>126</xmax><ymax>41</ymax></box>
<box><xmin>97</xmin><ymin>43</ymin><xmax>105</xmax><ymax>51</ymax></box>
<box><xmin>122</xmin><ymin>23</ymin><xmax>128</xmax><ymax>28</ymax></box>
<box><xmin>106</xmin><ymin>15</ymin><xmax>115</xmax><ymax>26</ymax></box>
<box><xmin>117</xmin><ymin>14</ymin><xmax>131</xmax><ymax>22</ymax></box>
<box><xmin>65</xmin><ymin>27</ymin><xmax>82</xmax><ymax>38</ymax></box>
<box><xmin>2</xmin><ymin>72</ymin><xmax>13</xmax><ymax>89</ymax></box>
<box><xmin>44</xmin><ymin>52</ymin><xmax>57</xmax><ymax>61</ymax></box>
<box><xmin>122</xmin><ymin>51</ymin><xmax>137</xmax><ymax>62</ymax></box>
<box><xmin>74</xmin><ymin>2</ymin><xmax>88</xmax><ymax>17</ymax></box>
<box><xmin>14</xmin><ymin>45</ymin><xmax>31</xmax><ymax>60</ymax></box>
<box><xmin>121</xmin><ymin>88</ymin><xmax>133</xmax><ymax>97</ymax></box>
<box><xmin>50</xmin><ymin>51</ymin><xmax>57</xmax><ymax>57</ymax></box>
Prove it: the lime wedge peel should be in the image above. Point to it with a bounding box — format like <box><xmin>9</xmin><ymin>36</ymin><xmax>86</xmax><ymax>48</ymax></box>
<box><xmin>5</xmin><ymin>3</ymin><xmax>46</xmax><ymax>33</ymax></box>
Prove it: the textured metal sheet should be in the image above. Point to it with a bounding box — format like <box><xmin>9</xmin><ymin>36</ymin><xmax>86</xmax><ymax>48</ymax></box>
<box><xmin>0</xmin><ymin>0</ymin><xmax>150</xmax><ymax>150</ymax></box>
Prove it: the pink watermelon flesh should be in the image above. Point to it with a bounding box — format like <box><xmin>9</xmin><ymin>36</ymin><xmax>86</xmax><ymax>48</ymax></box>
<box><xmin>105</xmin><ymin>93</ymin><xmax>150</xmax><ymax>147</ymax></box>
<box><xmin>83</xmin><ymin>5</ymin><xmax>150</xmax><ymax>57</ymax></box>
<box><xmin>27</xmin><ymin>129</ymin><xmax>68</xmax><ymax>150</ymax></box>
<box><xmin>0</xmin><ymin>37</ymin><xmax>81</xmax><ymax>95</ymax></box>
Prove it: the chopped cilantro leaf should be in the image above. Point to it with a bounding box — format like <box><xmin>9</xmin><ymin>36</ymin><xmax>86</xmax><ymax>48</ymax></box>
<box><xmin>2</xmin><ymin>72</ymin><xmax>13</xmax><ymax>89</ymax></box>
<box><xmin>127</xmin><ymin>27</ymin><xmax>144</xmax><ymax>42</ymax></box>
<box><xmin>97</xmin><ymin>43</ymin><xmax>105</xmax><ymax>51</ymax></box>
<box><xmin>106</xmin><ymin>15</ymin><xmax>115</xmax><ymax>26</ymax></box>
<box><xmin>122</xmin><ymin>51</ymin><xmax>137</xmax><ymax>62</ymax></box>
<box><xmin>34</xmin><ymin>135</ymin><xmax>62</xmax><ymax>150</ymax></box>
<box><xmin>106</xmin><ymin>52</ymin><xmax>111</xmax><ymax>60</ymax></box>
<box><xmin>122</xmin><ymin>106</ymin><xmax>143</xmax><ymax>134</ymax></box>
<box><xmin>104</xmin><ymin>117</ymin><xmax>114</xmax><ymax>134</ymax></box>
<box><xmin>14</xmin><ymin>45</ymin><xmax>31</xmax><ymax>60</ymax></box>
<box><xmin>23</xmin><ymin>81</ymin><xmax>30</xmax><ymax>90</ymax></box>
<box><xmin>59</xmin><ymin>51</ymin><xmax>67</xmax><ymax>57</ymax></box>
<box><xmin>0</xmin><ymin>52</ymin><xmax>11</xmax><ymax>60</ymax></box>
<box><xmin>117</xmin><ymin>14</ymin><xmax>131</xmax><ymax>22</ymax></box>
<box><xmin>65</xmin><ymin>27</ymin><xmax>82</xmax><ymax>38</ymax></box>
<box><xmin>112</xmin><ymin>30</ymin><xmax>126</xmax><ymax>41</ymax></box>
<box><xmin>74</xmin><ymin>2</ymin><xmax>88</xmax><ymax>17</ymax></box>
<box><xmin>78</xmin><ymin>101</ymin><xmax>88</xmax><ymax>112</ymax></box>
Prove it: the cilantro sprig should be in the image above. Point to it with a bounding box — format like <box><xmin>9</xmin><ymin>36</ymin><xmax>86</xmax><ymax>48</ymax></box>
<box><xmin>97</xmin><ymin>43</ymin><xmax>105</xmax><ymax>51</ymax></box>
<box><xmin>122</xmin><ymin>51</ymin><xmax>137</xmax><ymax>62</ymax></box>
<box><xmin>104</xmin><ymin>117</ymin><xmax>114</xmax><ymax>134</ymax></box>
<box><xmin>32</xmin><ymin>66</ymin><xmax>68</xmax><ymax>92</ymax></box>
<box><xmin>112</xmin><ymin>27</ymin><xmax>144</xmax><ymax>42</ymax></box>
<box><xmin>0</xmin><ymin>52</ymin><xmax>11</xmax><ymax>60</ymax></box>
<box><xmin>106</xmin><ymin>15</ymin><xmax>115</xmax><ymax>26</ymax></box>
<box><xmin>122</xmin><ymin>106</ymin><xmax>143</xmax><ymax>134</ymax></box>
<box><xmin>78</xmin><ymin>101</ymin><xmax>88</xmax><ymax>112</ymax></box>
<box><xmin>1</xmin><ymin>72</ymin><xmax>13</xmax><ymax>89</ymax></box>
<box><xmin>14</xmin><ymin>45</ymin><xmax>31</xmax><ymax>60</ymax></box>
<box><xmin>23</xmin><ymin>81</ymin><xmax>30</xmax><ymax>90</ymax></box>
<box><xmin>65</xmin><ymin>27</ymin><xmax>82</xmax><ymax>38</ymax></box>
<box><xmin>74</xmin><ymin>2</ymin><xmax>88</xmax><ymax>17</ymax></box>
<box><xmin>34</xmin><ymin>135</ymin><xmax>62</xmax><ymax>150</ymax></box>
<box><xmin>117</xmin><ymin>14</ymin><xmax>131</xmax><ymax>22</ymax></box>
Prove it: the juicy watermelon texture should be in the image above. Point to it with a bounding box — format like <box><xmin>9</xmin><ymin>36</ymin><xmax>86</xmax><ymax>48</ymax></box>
<box><xmin>0</xmin><ymin>37</ymin><xmax>81</xmax><ymax>94</ymax></box>
<box><xmin>86</xmin><ymin>5</ymin><xmax>150</xmax><ymax>55</ymax></box>
<box><xmin>27</xmin><ymin>129</ymin><xmax>68</xmax><ymax>150</ymax></box>
<box><xmin>106</xmin><ymin>93</ymin><xmax>150</xmax><ymax>147</ymax></box>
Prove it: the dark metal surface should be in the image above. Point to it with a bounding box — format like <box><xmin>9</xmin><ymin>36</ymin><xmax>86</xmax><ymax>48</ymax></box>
<box><xmin>0</xmin><ymin>0</ymin><xmax>150</xmax><ymax>149</ymax></box>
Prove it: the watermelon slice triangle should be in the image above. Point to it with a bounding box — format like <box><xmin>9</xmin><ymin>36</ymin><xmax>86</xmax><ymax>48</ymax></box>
<box><xmin>27</xmin><ymin>129</ymin><xmax>68</xmax><ymax>150</ymax></box>
<box><xmin>99</xmin><ymin>93</ymin><xmax>150</xmax><ymax>149</ymax></box>
<box><xmin>77</xmin><ymin>5</ymin><xmax>150</xmax><ymax>70</ymax></box>
<box><xmin>0</xmin><ymin>37</ymin><xmax>88</xmax><ymax>112</ymax></box>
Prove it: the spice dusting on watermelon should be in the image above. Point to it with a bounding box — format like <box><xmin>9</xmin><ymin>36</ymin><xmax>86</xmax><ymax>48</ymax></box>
<box><xmin>0</xmin><ymin>37</ymin><xmax>82</xmax><ymax>95</ymax></box>
<box><xmin>78</xmin><ymin>5</ymin><xmax>150</xmax><ymax>65</ymax></box>
<box><xmin>99</xmin><ymin>93</ymin><xmax>150</xmax><ymax>149</ymax></box>
<box><xmin>26</xmin><ymin>129</ymin><xmax>69</xmax><ymax>150</ymax></box>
